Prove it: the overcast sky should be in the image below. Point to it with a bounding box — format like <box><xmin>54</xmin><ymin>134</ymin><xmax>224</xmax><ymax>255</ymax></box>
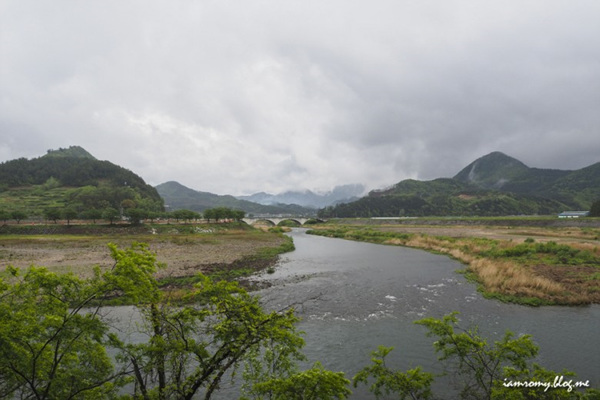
<box><xmin>1</xmin><ymin>1</ymin><xmax>599</xmax><ymax>195</ymax></box>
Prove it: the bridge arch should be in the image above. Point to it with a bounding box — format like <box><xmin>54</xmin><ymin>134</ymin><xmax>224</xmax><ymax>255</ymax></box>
<box><xmin>241</xmin><ymin>217</ymin><xmax>326</xmax><ymax>226</ymax></box>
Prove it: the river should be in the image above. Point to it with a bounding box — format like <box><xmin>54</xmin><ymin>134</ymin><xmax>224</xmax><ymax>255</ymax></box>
<box><xmin>252</xmin><ymin>229</ymin><xmax>600</xmax><ymax>397</ymax></box>
<box><xmin>108</xmin><ymin>228</ymin><xmax>599</xmax><ymax>398</ymax></box>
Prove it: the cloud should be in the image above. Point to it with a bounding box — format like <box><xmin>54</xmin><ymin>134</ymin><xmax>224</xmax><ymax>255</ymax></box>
<box><xmin>1</xmin><ymin>0</ymin><xmax>599</xmax><ymax>195</ymax></box>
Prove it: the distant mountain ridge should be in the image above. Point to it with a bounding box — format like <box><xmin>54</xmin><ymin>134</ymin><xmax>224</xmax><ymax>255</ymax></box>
<box><xmin>155</xmin><ymin>181</ymin><xmax>316</xmax><ymax>215</ymax></box>
<box><xmin>237</xmin><ymin>184</ymin><xmax>365</xmax><ymax>209</ymax></box>
<box><xmin>319</xmin><ymin>152</ymin><xmax>600</xmax><ymax>218</ymax></box>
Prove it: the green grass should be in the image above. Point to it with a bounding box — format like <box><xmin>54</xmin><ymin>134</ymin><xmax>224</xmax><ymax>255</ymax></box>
<box><xmin>307</xmin><ymin>223</ymin><xmax>600</xmax><ymax>305</ymax></box>
<box><xmin>0</xmin><ymin>185</ymin><xmax>75</xmax><ymax>217</ymax></box>
<box><xmin>480</xmin><ymin>241</ymin><xmax>600</xmax><ymax>266</ymax></box>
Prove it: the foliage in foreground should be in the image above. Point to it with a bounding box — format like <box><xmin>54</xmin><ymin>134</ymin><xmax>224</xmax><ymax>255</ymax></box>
<box><xmin>0</xmin><ymin>244</ymin><xmax>597</xmax><ymax>399</ymax></box>
<box><xmin>354</xmin><ymin>312</ymin><xmax>599</xmax><ymax>400</ymax></box>
<box><xmin>0</xmin><ymin>243</ymin><xmax>349</xmax><ymax>400</ymax></box>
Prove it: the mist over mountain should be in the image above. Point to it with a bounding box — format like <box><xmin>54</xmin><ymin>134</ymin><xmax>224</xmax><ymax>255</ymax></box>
<box><xmin>155</xmin><ymin>181</ymin><xmax>315</xmax><ymax>215</ymax></box>
<box><xmin>319</xmin><ymin>152</ymin><xmax>600</xmax><ymax>218</ymax></box>
<box><xmin>237</xmin><ymin>184</ymin><xmax>365</xmax><ymax>209</ymax></box>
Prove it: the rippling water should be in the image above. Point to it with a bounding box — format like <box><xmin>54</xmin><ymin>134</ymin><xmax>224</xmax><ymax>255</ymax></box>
<box><xmin>106</xmin><ymin>228</ymin><xmax>600</xmax><ymax>398</ymax></box>
<box><xmin>253</xmin><ymin>229</ymin><xmax>600</xmax><ymax>398</ymax></box>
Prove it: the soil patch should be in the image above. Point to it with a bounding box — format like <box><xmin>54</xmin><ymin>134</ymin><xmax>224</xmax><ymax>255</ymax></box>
<box><xmin>0</xmin><ymin>229</ymin><xmax>288</xmax><ymax>280</ymax></box>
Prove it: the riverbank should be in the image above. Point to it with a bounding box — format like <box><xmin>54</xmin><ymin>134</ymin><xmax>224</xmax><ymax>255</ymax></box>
<box><xmin>0</xmin><ymin>222</ymin><xmax>294</xmax><ymax>296</ymax></box>
<box><xmin>307</xmin><ymin>220</ymin><xmax>600</xmax><ymax>306</ymax></box>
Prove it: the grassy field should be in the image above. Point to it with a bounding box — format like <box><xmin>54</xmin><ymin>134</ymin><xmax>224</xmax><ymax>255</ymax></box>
<box><xmin>307</xmin><ymin>218</ymin><xmax>600</xmax><ymax>306</ymax></box>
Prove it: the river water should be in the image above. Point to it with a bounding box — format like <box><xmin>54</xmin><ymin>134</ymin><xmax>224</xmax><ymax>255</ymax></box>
<box><xmin>252</xmin><ymin>229</ymin><xmax>600</xmax><ymax>397</ymax></box>
<box><xmin>108</xmin><ymin>228</ymin><xmax>599</xmax><ymax>398</ymax></box>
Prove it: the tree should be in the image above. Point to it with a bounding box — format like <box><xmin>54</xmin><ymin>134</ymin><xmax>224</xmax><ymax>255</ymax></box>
<box><xmin>62</xmin><ymin>206</ymin><xmax>79</xmax><ymax>225</ymax></box>
<box><xmin>102</xmin><ymin>207</ymin><xmax>120</xmax><ymax>224</ymax></box>
<box><xmin>590</xmin><ymin>199</ymin><xmax>600</xmax><ymax>217</ymax></box>
<box><xmin>0</xmin><ymin>266</ymin><xmax>128</xmax><ymax>399</ymax></box>
<box><xmin>0</xmin><ymin>210</ymin><xmax>9</xmax><ymax>224</ymax></box>
<box><xmin>203</xmin><ymin>208</ymin><xmax>215</xmax><ymax>223</ymax></box>
<box><xmin>81</xmin><ymin>208</ymin><xmax>103</xmax><ymax>223</ymax></box>
<box><xmin>202</xmin><ymin>207</ymin><xmax>243</xmax><ymax>223</ymax></box>
<box><xmin>171</xmin><ymin>209</ymin><xmax>200</xmax><ymax>223</ymax></box>
<box><xmin>44</xmin><ymin>207</ymin><xmax>62</xmax><ymax>224</ymax></box>
<box><xmin>353</xmin><ymin>346</ymin><xmax>433</xmax><ymax>400</ymax></box>
<box><xmin>246</xmin><ymin>362</ymin><xmax>352</xmax><ymax>400</ymax></box>
<box><xmin>233</xmin><ymin>210</ymin><xmax>246</xmax><ymax>222</ymax></box>
<box><xmin>124</xmin><ymin>207</ymin><xmax>147</xmax><ymax>225</ymax></box>
<box><xmin>112</xmin><ymin>273</ymin><xmax>314</xmax><ymax>400</ymax></box>
<box><xmin>411</xmin><ymin>312</ymin><xmax>592</xmax><ymax>400</ymax></box>
<box><xmin>0</xmin><ymin>243</ymin><xmax>351</xmax><ymax>399</ymax></box>
<box><xmin>10</xmin><ymin>210</ymin><xmax>27</xmax><ymax>224</ymax></box>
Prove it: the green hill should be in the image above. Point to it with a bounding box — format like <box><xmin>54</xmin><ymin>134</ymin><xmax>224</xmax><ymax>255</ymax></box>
<box><xmin>155</xmin><ymin>181</ymin><xmax>315</xmax><ymax>216</ymax></box>
<box><xmin>43</xmin><ymin>145</ymin><xmax>97</xmax><ymax>160</ymax></box>
<box><xmin>0</xmin><ymin>147</ymin><xmax>164</xmax><ymax>220</ymax></box>
<box><xmin>319</xmin><ymin>152</ymin><xmax>599</xmax><ymax>218</ymax></box>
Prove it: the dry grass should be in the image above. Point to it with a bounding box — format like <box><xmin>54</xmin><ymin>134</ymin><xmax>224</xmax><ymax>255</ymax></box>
<box><xmin>319</xmin><ymin>223</ymin><xmax>600</xmax><ymax>305</ymax></box>
<box><xmin>468</xmin><ymin>258</ymin><xmax>569</xmax><ymax>300</ymax></box>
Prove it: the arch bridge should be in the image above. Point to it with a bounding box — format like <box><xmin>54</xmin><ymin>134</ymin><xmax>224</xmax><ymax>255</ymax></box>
<box><xmin>242</xmin><ymin>217</ymin><xmax>324</xmax><ymax>226</ymax></box>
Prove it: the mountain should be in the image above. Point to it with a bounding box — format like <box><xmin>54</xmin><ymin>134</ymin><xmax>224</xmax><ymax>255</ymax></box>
<box><xmin>237</xmin><ymin>184</ymin><xmax>365</xmax><ymax>208</ymax></box>
<box><xmin>454</xmin><ymin>151</ymin><xmax>531</xmax><ymax>188</ymax></box>
<box><xmin>319</xmin><ymin>152</ymin><xmax>600</xmax><ymax>218</ymax></box>
<box><xmin>0</xmin><ymin>147</ymin><xmax>164</xmax><ymax>217</ymax></box>
<box><xmin>453</xmin><ymin>151</ymin><xmax>570</xmax><ymax>193</ymax></box>
<box><xmin>155</xmin><ymin>181</ymin><xmax>315</xmax><ymax>216</ymax></box>
<box><xmin>43</xmin><ymin>145</ymin><xmax>97</xmax><ymax>160</ymax></box>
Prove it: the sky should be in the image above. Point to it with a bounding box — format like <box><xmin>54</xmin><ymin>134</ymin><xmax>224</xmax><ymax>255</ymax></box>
<box><xmin>1</xmin><ymin>1</ymin><xmax>600</xmax><ymax>196</ymax></box>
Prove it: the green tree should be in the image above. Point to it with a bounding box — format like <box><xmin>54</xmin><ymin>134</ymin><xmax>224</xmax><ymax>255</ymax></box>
<box><xmin>10</xmin><ymin>210</ymin><xmax>27</xmax><ymax>224</ymax></box>
<box><xmin>245</xmin><ymin>362</ymin><xmax>352</xmax><ymax>400</ymax></box>
<box><xmin>0</xmin><ymin>266</ymin><xmax>128</xmax><ymax>399</ymax></box>
<box><xmin>42</xmin><ymin>176</ymin><xmax>61</xmax><ymax>190</ymax></box>
<box><xmin>102</xmin><ymin>207</ymin><xmax>120</xmax><ymax>224</ymax></box>
<box><xmin>124</xmin><ymin>207</ymin><xmax>147</xmax><ymax>225</ymax></box>
<box><xmin>171</xmin><ymin>209</ymin><xmax>200</xmax><ymax>223</ymax></box>
<box><xmin>233</xmin><ymin>210</ymin><xmax>246</xmax><ymax>222</ymax></box>
<box><xmin>0</xmin><ymin>210</ymin><xmax>10</xmax><ymax>223</ymax></box>
<box><xmin>354</xmin><ymin>313</ymin><xmax>597</xmax><ymax>400</ymax></box>
<box><xmin>414</xmin><ymin>312</ymin><xmax>590</xmax><ymax>400</ymax></box>
<box><xmin>62</xmin><ymin>206</ymin><xmax>79</xmax><ymax>225</ymax></box>
<box><xmin>44</xmin><ymin>207</ymin><xmax>62</xmax><ymax>224</ymax></box>
<box><xmin>81</xmin><ymin>208</ymin><xmax>103</xmax><ymax>223</ymax></box>
<box><xmin>112</xmin><ymin>272</ymin><xmax>316</xmax><ymax>400</ymax></box>
<box><xmin>353</xmin><ymin>346</ymin><xmax>433</xmax><ymax>400</ymax></box>
<box><xmin>203</xmin><ymin>208</ymin><xmax>215</xmax><ymax>223</ymax></box>
<box><xmin>590</xmin><ymin>199</ymin><xmax>600</xmax><ymax>217</ymax></box>
<box><xmin>0</xmin><ymin>242</ymin><xmax>350</xmax><ymax>400</ymax></box>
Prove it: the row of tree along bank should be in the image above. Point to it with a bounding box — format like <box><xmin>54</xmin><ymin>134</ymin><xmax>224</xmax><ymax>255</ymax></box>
<box><xmin>0</xmin><ymin>206</ymin><xmax>246</xmax><ymax>225</ymax></box>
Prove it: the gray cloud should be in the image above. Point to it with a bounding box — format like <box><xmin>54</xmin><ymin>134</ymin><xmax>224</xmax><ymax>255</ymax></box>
<box><xmin>1</xmin><ymin>0</ymin><xmax>599</xmax><ymax>195</ymax></box>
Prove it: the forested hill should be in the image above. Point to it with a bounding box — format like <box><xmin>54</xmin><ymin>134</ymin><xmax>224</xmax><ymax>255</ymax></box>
<box><xmin>319</xmin><ymin>152</ymin><xmax>600</xmax><ymax>218</ymax></box>
<box><xmin>0</xmin><ymin>146</ymin><xmax>164</xmax><ymax>218</ymax></box>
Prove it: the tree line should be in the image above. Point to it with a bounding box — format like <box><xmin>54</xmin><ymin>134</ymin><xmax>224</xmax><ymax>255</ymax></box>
<box><xmin>319</xmin><ymin>194</ymin><xmax>600</xmax><ymax>218</ymax></box>
<box><xmin>0</xmin><ymin>206</ymin><xmax>245</xmax><ymax>225</ymax></box>
<box><xmin>0</xmin><ymin>243</ymin><xmax>597</xmax><ymax>399</ymax></box>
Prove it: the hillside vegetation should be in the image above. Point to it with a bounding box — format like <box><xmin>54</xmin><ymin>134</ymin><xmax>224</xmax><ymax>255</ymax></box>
<box><xmin>320</xmin><ymin>152</ymin><xmax>600</xmax><ymax>218</ymax></box>
<box><xmin>0</xmin><ymin>146</ymin><xmax>164</xmax><ymax>219</ymax></box>
<box><xmin>156</xmin><ymin>181</ymin><xmax>315</xmax><ymax>216</ymax></box>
